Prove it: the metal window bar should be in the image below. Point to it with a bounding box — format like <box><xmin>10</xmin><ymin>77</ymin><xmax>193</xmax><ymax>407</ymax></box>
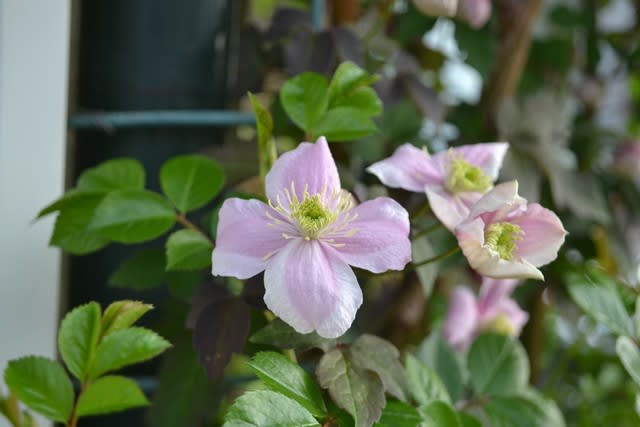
<box><xmin>68</xmin><ymin>0</ymin><xmax>326</xmax><ymax>131</ymax></box>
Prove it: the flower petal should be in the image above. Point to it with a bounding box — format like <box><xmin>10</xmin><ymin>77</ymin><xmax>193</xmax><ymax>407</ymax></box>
<box><xmin>329</xmin><ymin>197</ymin><xmax>411</xmax><ymax>273</ymax></box>
<box><xmin>467</xmin><ymin>180</ymin><xmax>523</xmax><ymax>218</ymax></box>
<box><xmin>426</xmin><ymin>188</ymin><xmax>481</xmax><ymax>231</ymax></box>
<box><xmin>263</xmin><ymin>239</ymin><xmax>363</xmax><ymax>338</ymax></box>
<box><xmin>367</xmin><ymin>143</ymin><xmax>443</xmax><ymax>192</ymax></box>
<box><xmin>456</xmin><ymin>217</ymin><xmax>544</xmax><ymax>280</ymax></box>
<box><xmin>511</xmin><ymin>203</ymin><xmax>567</xmax><ymax>266</ymax></box>
<box><xmin>451</xmin><ymin>142</ymin><xmax>509</xmax><ymax>180</ymax></box>
<box><xmin>211</xmin><ymin>198</ymin><xmax>289</xmax><ymax>279</ymax></box>
<box><xmin>265</xmin><ymin>136</ymin><xmax>340</xmax><ymax>202</ymax></box>
<box><xmin>496</xmin><ymin>299</ymin><xmax>529</xmax><ymax>336</ymax></box>
<box><xmin>477</xmin><ymin>277</ymin><xmax>520</xmax><ymax>320</ymax></box>
<box><xmin>443</xmin><ymin>287</ymin><xmax>479</xmax><ymax>351</ymax></box>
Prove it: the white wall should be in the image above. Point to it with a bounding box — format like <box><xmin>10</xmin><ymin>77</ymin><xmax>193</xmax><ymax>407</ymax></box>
<box><xmin>0</xmin><ymin>1</ymin><xmax>70</xmax><ymax>426</ymax></box>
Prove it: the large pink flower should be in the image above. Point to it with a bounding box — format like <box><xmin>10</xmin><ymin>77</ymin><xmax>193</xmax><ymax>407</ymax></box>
<box><xmin>211</xmin><ymin>137</ymin><xmax>411</xmax><ymax>338</ymax></box>
<box><xmin>455</xmin><ymin>181</ymin><xmax>566</xmax><ymax>280</ymax></box>
<box><xmin>443</xmin><ymin>278</ymin><xmax>528</xmax><ymax>350</ymax></box>
<box><xmin>366</xmin><ymin>143</ymin><xmax>508</xmax><ymax>231</ymax></box>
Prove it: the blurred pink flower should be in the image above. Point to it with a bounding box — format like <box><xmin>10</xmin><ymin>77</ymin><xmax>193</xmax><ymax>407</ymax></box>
<box><xmin>443</xmin><ymin>278</ymin><xmax>528</xmax><ymax>350</ymax></box>
<box><xmin>613</xmin><ymin>140</ymin><xmax>640</xmax><ymax>179</ymax></box>
<box><xmin>455</xmin><ymin>181</ymin><xmax>566</xmax><ymax>280</ymax></box>
<box><xmin>460</xmin><ymin>0</ymin><xmax>491</xmax><ymax>28</ymax></box>
<box><xmin>367</xmin><ymin>143</ymin><xmax>508</xmax><ymax>230</ymax></box>
<box><xmin>211</xmin><ymin>137</ymin><xmax>411</xmax><ymax>338</ymax></box>
<box><xmin>412</xmin><ymin>0</ymin><xmax>458</xmax><ymax>17</ymax></box>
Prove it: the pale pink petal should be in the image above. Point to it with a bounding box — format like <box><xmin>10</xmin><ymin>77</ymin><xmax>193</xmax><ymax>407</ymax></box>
<box><xmin>443</xmin><ymin>287</ymin><xmax>479</xmax><ymax>351</ymax></box>
<box><xmin>496</xmin><ymin>299</ymin><xmax>529</xmax><ymax>336</ymax></box>
<box><xmin>265</xmin><ymin>136</ymin><xmax>340</xmax><ymax>203</ymax></box>
<box><xmin>263</xmin><ymin>239</ymin><xmax>363</xmax><ymax>338</ymax></box>
<box><xmin>510</xmin><ymin>203</ymin><xmax>567</xmax><ymax>267</ymax></box>
<box><xmin>477</xmin><ymin>277</ymin><xmax>520</xmax><ymax>321</ymax></box>
<box><xmin>329</xmin><ymin>198</ymin><xmax>411</xmax><ymax>273</ymax></box>
<box><xmin>468</xmin><ymin>181</ymin><xmax>525</xmax><ymax>219</ymax></box>
<box><xmin>460</xmin><ymin>0</ymin><xmax>492</xmax><ymax>28</ymax></box>
<box><xmin>454</xmin><ymin>143</ymin><xmax>508</xmax><ymax>180</ymax></box>
<box><xmin>212</xmin><ymin>198</ymin><xmax>290</xmax><ymax>279</ymax></box>
<box><xmin>426</xmin><ymin>187</ymin><xmax>481</xmax><ymax>231</ymax></box>
<box><xmin>456</xmin><ymin>218</ymin><xmax>544</xmax><ymax>280</ymax></box>
<box><xmin>367</xmin><ymin>143</ymin><xmax>442</xmax><ymax>192</ymax></box>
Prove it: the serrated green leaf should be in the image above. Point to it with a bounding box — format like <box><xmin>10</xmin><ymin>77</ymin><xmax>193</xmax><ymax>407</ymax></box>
<box><xmin>317</xmin><ymin>348</ymin><xmax>385</xmax><ymax>427</ymax></box>
<box><xmin>101</xmin><ymin>300</ymin><xmax>153</xmax><ymax>337</ymax></box>
<box><xmin>160</xmin><ymin>155</ymin><xmax>224</xmax><ymax>213</ymax></box>
<box><xmin>374</xmin><ymin>401</ymin><xmax>422</xmax><ymax>427</ymax></box>
<box><xmin>419</xmin><ymin>401</ymin><xmax>462</xmax><ymax>427</ymax></box>
<box><xmin>224</xmin><ymin>390</ymin><xmax>319</xmax><ymax>427</ymax></box>
<box><xmin>77</xmin><ymin>158</ymin><xmax>145</xmax><ymax>192</ymax></box>
<box><xmin>417</xmin><ymin>332</ymin><xmax>465</xmax><ymax>402</ymax></box>
<box><xmin>248</xmin><ymin>351</ymin><xmax>327</xmax><ymax>417</ymax></box>
<box><xmin>311</xmin><ymin>107</ymin><xmax>377</xmax><ymax>141</ymax></box>
<box><xmin>4</xmin><ymin>356</ymin><xmax>74</xmax><ymax>422</ymax></box>
<box><xmin>76</xmin><ymin>375</ymin><xmax>149</xmax><ymax>416</ymax></box>
<box><xmin>49</xmin><ymin>192</ymin><xmax>109</xmax><ymax>254</ymax></box>
<box><xmin>484</xmin><ymin>389</ymin><xmax>565</xmax><ymax>427</ymax></box>
<box><xmin>165</xmin><ymin>229</ymin><xmax>213</xmax><ymax>271</ymax></box>
<box><xmin>280</xmin><ymin>72</ymin><xmax>329</xmax><ymax>132</ymax></box>
<box><xmin>617</xmin><ymin>336</ymin><xmax>640</xmax><ymax>387</ymax></box>
<box><xmin>249</xmin><ymin>318</ymin><xmax>334</xmax><ymax>351</ymax></box>
<box><xmin>88</xmin><ymin>327</ymin><xmax>171</xmax><ymax>379</ymax></box>
<box><xmin>405</xmin><ymin>354</ymin><xmax>450</xmax><ymax>406</ymax></box>
<box><xmin>350</xmin><ymin>334</ymin><xmax>408</xmax><ymax>401</ymax></box>
<box><xmin>567</xmin><ymin>264</ymin><xmax>634</xmax><ymax>337</ymax></box>
<box><xmin>467</xmin><ymin>334</ymin><xmax>529</xmax><ymax>396</ymax></box>
<box><xmin>328</xmin><ymin>61</ymin><xmax>379</xmax><ymax>107</ymax></box>
<box><xmin>108</xmin><ymin>248</ymin><xmax>166</xmax><ymax>290</ymax></box>
<box><xmin>57</xmin><ymin>302</ymin><xmax>102</xmax><ymax>381</ymax></box>
<box><xmin>89</xmin><ymin>190</ymin><xmax>176</xmax><ymax>243</ymax></box>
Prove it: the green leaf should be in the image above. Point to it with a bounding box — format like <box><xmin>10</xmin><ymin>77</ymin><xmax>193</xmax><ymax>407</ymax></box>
<box><xmin>77</xmin><ymin>158</ymin><xmax>145</xmax><ymax>192</ymax></box>
<box><xmin>249</xmin><ymin>92</ymin><xmax>277</xmax><ymax>179</ymax></box>
<box><xmin>350</xmin><ymin>334</ymin><xmax>409</xmax><ymax>401</ymax></box>
<box><xmin>458</xmin><ymin>412</ymin><xmax>482</xmax><ymax>427</ymax></box>
<box><xmin>76</xmin><ymin>375</ymin><xmax>149</xmax><ymax>417</ymax></box>
<box><xmin>328</xmin><ymin>61</ymin><xmax>379</xmax><ymax>107</ymax></box>
<box><xmin>248</xmin><ymin>351</ymin><xmax>327</xmax><ymax>417</ymax></box>
<box><xmin>4</xmin><ymin>356</ymin><xmax>74</xmax><ymax>422</ymax></box>
<box><xmin>317</xmin><ymin>348</ymin><xmax>385</xmax><ymax>427</ymax></box>
<box><xmin>418</xmin><ymin>401</ymin><xmax>462</xmax><ymax>427</ymax></box>
<box><xmin>37</xmin><ymin>189</ymin><xmax>104</xmax><ymax>218</ymax></box>
<box><xmin>280</xmin><ymin>72</ymin><xmax>329</xmax><ymax>132</ymax></box>
<box><xmin>467</xmin><ymin>334</ymin><xmax>529</xmax><ymax>396</ymax></box>
<box><xmin>224</xmin><ymin>390</ymin><xmax>319</xmax><ymax>427</ymax></box>
<box><xmin>88</xmin><ymin>327</ymin><xmax>171</xmax><ymax>379</ymax></box>
<box><xmin>567</xmin><ymin>264</ymin><xmax>634</xmax><ymax>337</ymax></box>
<box><xmin>311</xmin><ymin>107</ymin><xmax>377</xmax><ymax>142</ymax></box>
<box><xmin>374</xmin><ymin>401</ymin><xmax>422</xmax><ymax>427</ymax></box>
<box><xmin>57</xmin><ymin>302</ymin><xmax>102</xmax><ymax>381</ymax></box>
<box><xmin>49</xmin><ymin>192</ymin><xmax>109</xmax><ymax>254</ymax></box>
<box><xmin>108</xmin><ymin>248</ymin><xmax>166</xmax><ymax>290</ymax></box>
<box><xmin>89</xmin><ymin>190</ymin><xmax>176</xmax><ymax>243</ymax></box>
<box><xmin>417</xmin><ymin>332</ymin><xmax>465</xmax><ymax>402</ymax></box>
<box><xmin>165</xmin><ymin>229</ymin><xmax>213</xmax><ymax>271</ymax></box>
<box><xmin>167</xmin><ymin>271</ymin><xmax>202</xmax><ymax>301</ymax></box>
<box><xmin>405</xmin><ymin>354</ymin><xmax>450</xmax><ymax>406</ymax></box>
<box><xmin>617</xmin><ymin>336</ymin><xmax>640</xmax><ymax>387</ymax></box>
<box><xmin>484</xmin><ymin>389</ymin><xmax>565</xmax><ymax>427</ymax></box>
<box><xmin>160</xmin><ymin>155</ymin><xmax>224</xmax><ymax>213</ymax></box>
<box><xmin>332</xmin><ymin>86</ymin><xmax>382</xmax><ymax>116</ymax></box>
<box><xmin>412</xmin><ymin>235</ymin><xmax>439</xmax><ymax>298</ymax></box>
<box><xmin>101</xmin><ymin>300</ymin><xmax>153</xmax><ymax>337</ymax></box>
<box><xmin>249</xmin><ymin>318</ymin><xmax>334</xmax><ymax>351</ymax></box>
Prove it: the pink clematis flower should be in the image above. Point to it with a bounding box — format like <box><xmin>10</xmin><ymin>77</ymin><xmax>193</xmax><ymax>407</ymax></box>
<box><xmin>443</xmin><ymin>278</ymin><xmax>528</xmax><ymax>350</ymax></box>
<box><xmin>367</xmin><ymin>142</ymin><xmax>508</xmax><ymax>231</ymax></box>
<box><xmin>459</xmin><ymin>0</ymin><xmax>492</xmax><ymax>29</ymax></box>
<box><xmin>211</xmin><ymin>137</ymin><xmax>411</xmax><ymax>338</ymax></box>
<box><xmin>455</xmin><ymin>180</ymin><xmax>566</xmax><ymax>280</ymax></box>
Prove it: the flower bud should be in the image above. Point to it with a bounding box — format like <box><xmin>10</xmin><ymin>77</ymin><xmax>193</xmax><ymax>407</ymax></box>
<box><xmin>459</xmin><ymin>0</ymin><xmax>491</xmax><ymax>28</ymax></box>
<box><xmin>412</xmin><ymin>0</ymin><xmax>458</xmax><ymax>17</ymax></box>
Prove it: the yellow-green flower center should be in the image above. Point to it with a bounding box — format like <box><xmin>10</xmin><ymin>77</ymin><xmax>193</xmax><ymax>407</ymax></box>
<box><xmin>484</xmin><ymin>222</ymin><xmax>523</xmax><ymax>260</ymax></box>
<box><xmin>290</xmin><ymin>194</ymin><xmax>336</xmax><ymax>238</ymax></box>
<box><xmin>445</xmin><ymin>157</ymin><xmax>491</xmax><ymax>194</ymax></box>
<box><xmin>481</xmin><ymin>313</ymin><xmax>515</xmax><ymax>336</ymax></box>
